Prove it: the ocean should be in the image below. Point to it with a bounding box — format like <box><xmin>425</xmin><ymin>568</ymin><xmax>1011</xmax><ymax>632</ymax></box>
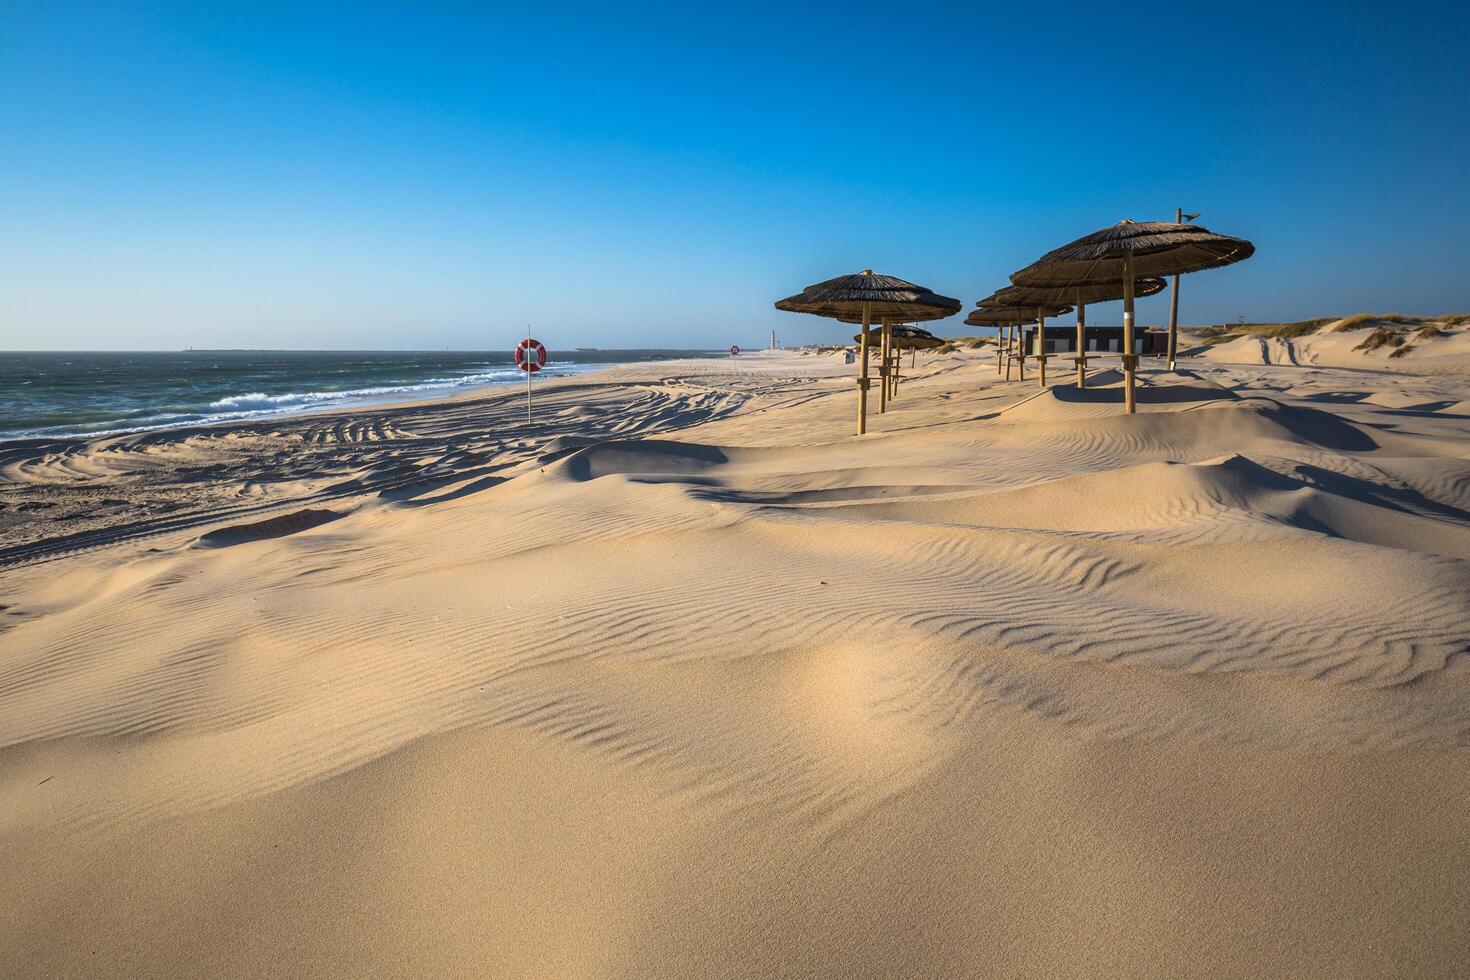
<box><xmin>0</xmin><ymin>349</ymin><xmax>718</xmax><ymax>442</ymax></box>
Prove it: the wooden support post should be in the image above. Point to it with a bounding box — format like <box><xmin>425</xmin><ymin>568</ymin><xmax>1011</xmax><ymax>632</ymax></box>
<box><xmin>996</xmin><ymin>326</ymin><xmax>1004</xmax><ymax>375</ymax></box>
<box><xmin>1167</xmin><ymin>206</ymin><xmax>1182</xmax><ymax>371</ymax></box>
<box><xmin>878</xmin><ymin>319</ymin><xmax>890</xmax><ymax>414</ymax></box>
<box><xmin>1004</xmin><ymin>323</ymin><xmax>1014</xmax><ymax>381</ymax></box>
<box><xmin>1076</xmin><ymin>291</ymin><xmax>1087</xmax><ymax>388</ymax></box>
<box><xmin>1123</xmin><ymin>252</ymin><xmax>1137</xmax><ymax>414</ymax></box>
<box><xmin>857</xmin><ymin>301</ymin><xmax>871</xmax><ymax>434</ymax></box>
<box><xmin>1037</xmin><ymin>306</ymin><xmax>1047</xmax><ymax>388</ymax></box>
<box><xmin>1017</xmin><ymin>320</ymin><xmax>1026</xmax><ymax>381</ymax></box>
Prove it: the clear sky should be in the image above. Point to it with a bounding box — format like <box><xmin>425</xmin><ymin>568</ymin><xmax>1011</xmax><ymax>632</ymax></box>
<box><xmin>2</xmin><ymin>1</ymin><xmax>1467</xmax><ymax>350</ymax></box>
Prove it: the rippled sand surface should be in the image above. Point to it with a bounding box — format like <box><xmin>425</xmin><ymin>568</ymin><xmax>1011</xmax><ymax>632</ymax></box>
<box><xmin>4</xmin><ymin>350</ymin><xmax>1469</xmax><ymax>977</ymax></box>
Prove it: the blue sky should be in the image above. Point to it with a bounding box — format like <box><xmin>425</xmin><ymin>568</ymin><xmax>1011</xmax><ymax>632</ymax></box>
<box><xmin>2</xmin><ymin>1</ymin><xmax>1467</xmax><ymax>350</ymax></box>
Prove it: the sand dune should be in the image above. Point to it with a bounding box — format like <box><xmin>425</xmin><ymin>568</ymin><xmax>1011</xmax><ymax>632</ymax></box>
<box><xmin>1197</xmin><ymin>314</ymin><xmax>1470</xmax><ymax>375</ymax></box>
<box><xmin>3</xmin><ymin>350</ymin><xmax>1470</xmax><ymax>976</ymax></box>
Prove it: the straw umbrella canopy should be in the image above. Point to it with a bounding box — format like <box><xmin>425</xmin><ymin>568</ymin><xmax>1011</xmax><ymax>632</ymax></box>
<box><xmin>985</xmin><ymin>280</ymin><xmax>1165</xmax><ymax>308</ymax></box>
<box><xmin>989</xmin><ymin>279</ymin><xmax>1166</xmax><ymax>389</ymax></box>
<box><xmin>775</xmin><ymin>270</ymin><xmax>961</xmax><ymax>434</ymax></box>
<box><xmin>966</xmin><ymin>307</ymin><xmax>1034</xmax><ymax>375</ymax></box>
<box><xmin>843</xmin><ymin>322</ymin><xmax>944</xmax><ymax>400</ymax></box>
<box><xmin>976</xmin><ymin>292</ymin><xmax>1072</xmax><ymax>315</ymax></box>
<box><xmin>1010</xmin><ymin>220</ymin><xmax>1254</xmax><ymax>412</ymax></box>
<box><xmin>965</xmin><ymin>308</ymin><xmax>1038</xmax><ymax>326</ymax></box>
<box><xmin>847</xmin><ymin>323</ymin><xmax>944</xmax><ymax>350</ymax></box>
<box><xmin>966</xmin><ymin>305</ymin><xmax>1046</xmax><ymax>381</ymax></box>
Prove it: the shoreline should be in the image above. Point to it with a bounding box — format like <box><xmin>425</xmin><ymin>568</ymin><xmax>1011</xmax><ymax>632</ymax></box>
<box><xmin>0</xmin><ymin>351</ymin><xmax>836</xmax><ymax>567</ymax></box>
<box><xmin>0</xmin><ymin>352</ymin><xmax>729</xmax><ymax>446</ymax></box>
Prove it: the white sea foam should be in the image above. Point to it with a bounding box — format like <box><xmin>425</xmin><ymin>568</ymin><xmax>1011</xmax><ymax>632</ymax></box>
<box><xmin>7</xmin><ymin>362</ymin><xmax>607</xmax><ymax>442</ymax></box>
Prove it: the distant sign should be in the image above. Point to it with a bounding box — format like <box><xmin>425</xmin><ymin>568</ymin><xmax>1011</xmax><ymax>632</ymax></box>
<box><xmin>515</xmin><ymin>338</ymin><xmax>547</xmax><ymax>372</ymax></box>
<box><xmin>729</xmin><ymin>345</ymin><xmax>741</xmax><ymax>356</ymax></box>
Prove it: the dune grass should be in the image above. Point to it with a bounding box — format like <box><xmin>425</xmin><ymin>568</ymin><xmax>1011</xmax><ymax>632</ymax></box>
<box><xmin>1254</xmin><ymin>319</ymin><xmax>1334</xmax><ymax>338</ymax></box>
<box><xmin>1191</xmin><ymin>319</ymin><xmax>1333</xmax><ymax>347</ymax></box>
<box><xmin>942</xmin><ymin>335</ymin><xmax>993</xmax><ymax>349</ymax></box>
<box><xmin>1333</xmin><ymin>312</ymin><xmax>1422</xmax><ymax>332</ymax></box>
<box><xmin>1354</xmin><ymin>327</ymin><xmax>1406</xmax><ymax>352</ymax></box>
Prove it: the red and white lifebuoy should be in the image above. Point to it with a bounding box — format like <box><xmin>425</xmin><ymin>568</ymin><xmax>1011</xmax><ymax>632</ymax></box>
<box><xmin>515</xmin><ymin>338</ymin><xmax>547</xmax><ymax>372</ymax></box>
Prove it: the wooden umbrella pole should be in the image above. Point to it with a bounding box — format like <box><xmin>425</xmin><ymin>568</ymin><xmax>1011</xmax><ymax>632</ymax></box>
<box><xmin>1167</xmin><ymin>206</ymin><xmax>1182</xmax><ymax>371</ymax></box>
<box><xmin>878</xmin><ymin>319</ymin><xmax>891</xmax><ymax>413</ymax></box>
<box><xmin>888</xmin><ymin>339</ymin><xmax>896</xmax><ymax>398</ymax></box>
<box><xmin>1075</xmin><ymin>289</ymin><xmax>1087</xmax><ymax>388</ymax></box>
<box><xmin>1036</xmin><ymin>306</ymin><xmax>1047</xmax><ymax>387</ymax></box>
<box><xmin>887</xmin><ymin>334</ymin><xmax>899</xmax><ymax>396</ymax></box>
<box><xmin>857</xmin><ymin>301</ymin><xmax>871</xmax><ymax>434</ymax></box>
<box><xmin>1017</xmin><ymin>320</ymin><xmax>1026</xmax><ymax>381</ymax></box>
<box><xmin>1123</xmin><ymin>251</ymin><xmax>1137</xmax><ymax>414</ymax></box>
<box><xmin>996</xmin><ymin>326</ymin><xmax>1004</xmax><ymax>374</ymax></box>
<box><xmin>884</xmin><ymin>320</ymin><xmax>893</xmax><ymax>411</ymax></box>
<box><xmin>1004</xmin><ymin>323</ymin><xmax>1013</xmax><ymax>381</ymax></box>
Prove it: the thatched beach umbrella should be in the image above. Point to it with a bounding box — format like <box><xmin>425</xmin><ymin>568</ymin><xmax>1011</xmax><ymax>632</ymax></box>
<box><xmin>890</xmin><ymin>327</ymin><xmax>943</xmax><ymax>392</ymax></box>
<box><xmin>776</xmin><ymin>271</ymin><xmax>961</xmax><ymax>434</ymax></box>
<box><xmin>975</xmin><ymin>294</ymin><xmax>1071</xmax><ymax>384</ymax></box>
<box><xmin>894</xmin><ymin>327</ymin><xmax>943</xmax><ymax>380</ymax></box>
<box><xmin>1011</xmin><ymin>220</ymin><xmax>1254</xmax><ymax>413</ymax></box>
<box><xmin>834</xmin><ymin>314</ymin><xmax>954</xmax><ymax>414</ymax></box>
<box><xmin>886</xmin><ymin>325</ymin><xmax>944</xmax><ymax>351</ymax></box>
<box><xmin>849</xmin><ymin>323</ymin><xmax>943</xmax><ymax>398</ymax></box>
<box><xmin>986</xmin><ymin>279</ymin><xmax>1165</xmax><ymax>389</ymax></box>
<box><xmin>965</xmin><ymin>307</ymin><xmax>1038</xmax><ymax>381</ymax></box>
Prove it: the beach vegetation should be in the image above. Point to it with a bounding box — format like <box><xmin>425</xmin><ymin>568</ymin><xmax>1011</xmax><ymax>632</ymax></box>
<box><xmin>1354</xmin><ymin>327</ymin><xmax>1406</xmax><ymax>352</ymax></box>
<box><xmin>1191</xmin><ymin>319</ymin><xmax>1331</xmax><ymax>347</ymax></box>
<box><xmin>1333</xmin><ymin>312</ymin><xmax>1421</xmax><ymax>332</ymax></box>
<box><xmin>1251</xmin><ymin>319</ymin><xmax>1333</xmax><ymax>339</ymax></box>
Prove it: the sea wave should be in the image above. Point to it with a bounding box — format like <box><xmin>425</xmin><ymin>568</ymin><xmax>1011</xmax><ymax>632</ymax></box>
<box><xmin>3</xmin><ymin>362</ymin><xmax>604</xmax><ymax>442</ymax></box>
<box><xmin>206</xmin><ymin>370</ymin><xmax>526</xmax><ymax>412</ymax></box>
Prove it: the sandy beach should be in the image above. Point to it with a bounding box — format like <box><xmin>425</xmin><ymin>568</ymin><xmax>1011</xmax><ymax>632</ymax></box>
<box><xmin>3</xmin><ymin>348</ymin><xmax>1470</xmax><ymax>977</ymax></box>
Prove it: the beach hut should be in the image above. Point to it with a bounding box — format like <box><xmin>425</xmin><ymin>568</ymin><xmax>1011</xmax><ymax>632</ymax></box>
<box><xmin>1010</xmin><ymin>220</ymin><xmax>1254</xmax><ymax>413</ymax></box>
<box><xmin>775</xmin><ymin>271</ymin><xmax>961</xmax><ymax>434</ymax></box>
<box><xmin>984</xmin><ymin>279</ymin><xmax>1165</xmax><ymax>388</ymax></box>
<box><xmin>964</xmin><ymin>307</ymin><xmax>1037</xmax><ymax>380</ymax></box>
